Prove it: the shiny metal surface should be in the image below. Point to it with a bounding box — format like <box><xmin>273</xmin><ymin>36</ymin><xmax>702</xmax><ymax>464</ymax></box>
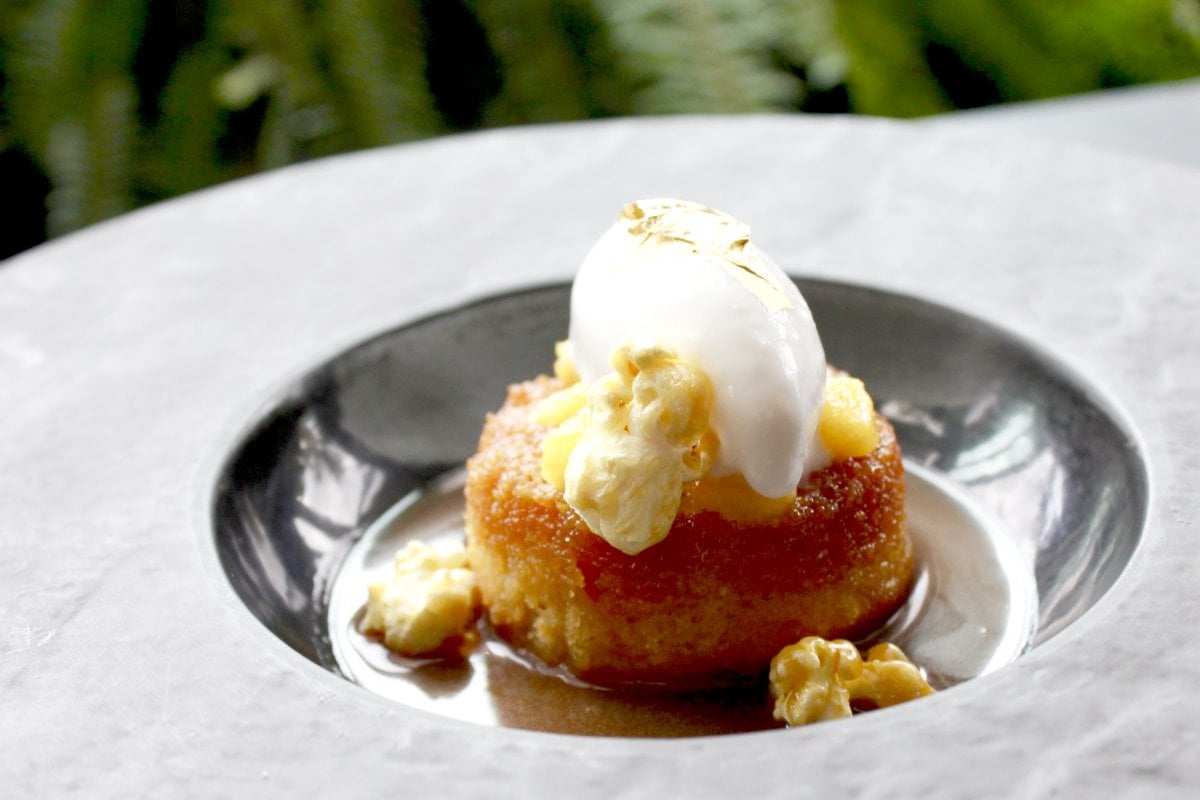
<box><xmin>211</xmin><ymin>278</ymin><xmax>1148</xmax><ymax>676</ymax></box>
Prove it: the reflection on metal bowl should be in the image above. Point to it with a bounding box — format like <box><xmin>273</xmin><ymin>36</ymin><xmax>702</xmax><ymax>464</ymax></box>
<box><xmin>210</xmin><ymin>280</ymin><xmax>1149</xmax><ymax>734</ymax></box>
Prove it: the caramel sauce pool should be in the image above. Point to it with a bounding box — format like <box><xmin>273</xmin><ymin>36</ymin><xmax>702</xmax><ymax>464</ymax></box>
<box><xmin>327</xmin><ymin>467</ymin><xmax>1036</xmax><ymax>737</ymax></box>
<box><xmin>348</xmin><ymin>609</ymin><xmax>778</xmax><ymax>737</ymax></box>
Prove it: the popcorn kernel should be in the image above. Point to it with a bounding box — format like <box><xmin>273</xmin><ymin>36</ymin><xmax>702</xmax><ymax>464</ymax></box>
<box><xmin>769</xmin><ymin>636</ymin><xmax>933</xmax><ymax>726</ymax></box>
<box><xmin>552</xmin><ymin>339</ymin><xmax>580</xmax><ymax>385</ymax></box>
<box><xmin>361</xmin><ymin>541</ymin><xmax>481</xmax><ymax>658</ymax></box>
<box><xmin>543</xmin><ymin>341</ymin><xmax>717</xmax><ymax>554</ymax></box>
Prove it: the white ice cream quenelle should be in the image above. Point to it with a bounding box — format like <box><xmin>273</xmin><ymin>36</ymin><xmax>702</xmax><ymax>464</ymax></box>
<box><xmin>568</xmin><ymin>199</ymin><xmax>829</xmax><ymax>502</ymax></box>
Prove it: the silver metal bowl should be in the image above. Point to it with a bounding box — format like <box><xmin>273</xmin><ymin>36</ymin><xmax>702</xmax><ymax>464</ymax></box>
<box><xmin>211</xmin><ymin>278</ymin><xmax>1148</xmax><ymax>727</ymax></box>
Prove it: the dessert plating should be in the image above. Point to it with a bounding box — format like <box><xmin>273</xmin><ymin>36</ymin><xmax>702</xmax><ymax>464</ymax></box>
<box><xmin>360</xmin><ymin>199</ymin><xmax>932</xmax><ymax>721</ymax></box>
<box><xmin>465</xmin><ymin>373</ymin><xmax>911</xmax><ymax>687</ymax></box>
<box><xmin>461</xmin><ymin>199</ymin><xmax>915</xmax><ymax>688</ymax></box>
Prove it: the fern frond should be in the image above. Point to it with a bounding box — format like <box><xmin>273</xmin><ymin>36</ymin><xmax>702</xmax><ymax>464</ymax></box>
<box><xmin>593</xmin><ymin>0</ymin><xmax>801</xmax><ymax>114</ymax></box>
<box><xmin>6</xmin><ymin>0</ymin><xmax>87</xmax><ymax>156</ymax></box>
<box><xmin>216</xmin><ymin>0</ymin><xmax>339</xmax><ymax>166</ymax></box>
<box><xmin>1001</xmin><ymin>0</ymin><xmax>1200</xmax><ymax>85</ymax></box>
<box><xmin>834</xmin><ymin>0</ymin><xmax>1200</xmax><ymax>116</ymax></box>
<box><xmin>6</xmin><ymin>0</ymin><xmax>148</xmax><ymax>233</ymax></box>
<box><xmin>146</xmin><ymin>40</ymin><xmax>241</xmax><ymax>197</ymax></box>
<box><xmin>470</xmin><ymin>0</ymin><xmax>634</xmax><ymax>125</ymax></box>
<box><xmin>768</xmin><ymin>0</ymin><xmax>848</xmax><ymax>90</ymax></box>
<box><xmin>832</xmin><ymin>0</ymin><xmax>951</xmax><ymax>116</ymax></box>
<box><xmin>919</xmin><ymin>0</ymin><xmax>1098</xmax><ymax>102</ymax></box>
<box><xmin>314</xmin><ymin>0</ymin><xmax>441</xmax><ymax>146</ymax></box>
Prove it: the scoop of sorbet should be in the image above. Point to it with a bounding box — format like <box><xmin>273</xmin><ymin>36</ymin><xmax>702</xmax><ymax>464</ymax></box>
<box><xmin>568</xmin><ymin>199</ymin><xmax>829</xmax><ymax>500</ymax></box>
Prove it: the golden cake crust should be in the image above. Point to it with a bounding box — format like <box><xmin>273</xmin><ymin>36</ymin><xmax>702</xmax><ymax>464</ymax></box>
<box><xmin>465</xmin><ymin>376</ymin><xmax>912</xmax><ymax>688</ymax></box>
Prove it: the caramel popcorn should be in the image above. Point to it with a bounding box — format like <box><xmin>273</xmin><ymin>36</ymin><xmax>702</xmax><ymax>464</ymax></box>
<box><xmin>360</xmin><ymin>541</ymin><xmax>481</xmax><ymax>658</ymax></box>
<box><xmin>769</xmin><ymin>636</ymin><xmax>934</xmax><ymax>726</ymax></box>
<box><xmin>540</xmin><ymin>340</ymin><xmax>717</xmax><ymax>555</ymax></box>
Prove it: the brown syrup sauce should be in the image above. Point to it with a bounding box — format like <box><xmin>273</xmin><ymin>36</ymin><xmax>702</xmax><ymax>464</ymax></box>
<box><xmin>328</xmin><ymin>467</ymin><xmax>1037</xmax><ymax>737</ymax></box>
<box><xmin>347</xmin><ymin>608</ymin><xmax>780</xmax><ymax>737</ymax></box>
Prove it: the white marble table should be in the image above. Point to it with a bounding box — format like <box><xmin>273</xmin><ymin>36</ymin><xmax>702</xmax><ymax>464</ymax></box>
<box><xmin>922</xmin><ymin>77</ymin><xmax>1200</xmax><ymax>171</ymax></box>
<box><xmin>3</xmin><ymin>114</ymin><xmax>1198</xmax><ymax>797</ymax></box>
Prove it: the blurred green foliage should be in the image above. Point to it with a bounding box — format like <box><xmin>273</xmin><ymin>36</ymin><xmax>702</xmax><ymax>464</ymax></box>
<box><xmin>2</xmin><ymin>0</ymin><xmax>1199</xmax><ymax>258</ymax></box>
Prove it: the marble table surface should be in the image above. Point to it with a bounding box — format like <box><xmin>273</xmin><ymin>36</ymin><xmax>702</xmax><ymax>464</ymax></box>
<box><xmin>922</xmin><ymin>77</ymin><xmax>1200</xmax><ymax>171</ymax></box>
<box><xmin>2</xmin><ymin>114</ymin><xmax>1198</xmax><ymax>797</ymax></box>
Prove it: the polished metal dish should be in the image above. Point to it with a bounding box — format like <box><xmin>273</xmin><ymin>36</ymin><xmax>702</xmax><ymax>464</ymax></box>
<box><xmin>211</xmin><ymin>279</ymin><xmax>1149</xmax><ymax>726</ymax></box>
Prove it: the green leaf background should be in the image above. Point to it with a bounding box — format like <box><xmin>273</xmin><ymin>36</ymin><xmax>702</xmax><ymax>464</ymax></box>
<box><xmin>2</xmin><ymin>0</ymin><xmax>1199</xmax><ymax>258</ymax></box>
